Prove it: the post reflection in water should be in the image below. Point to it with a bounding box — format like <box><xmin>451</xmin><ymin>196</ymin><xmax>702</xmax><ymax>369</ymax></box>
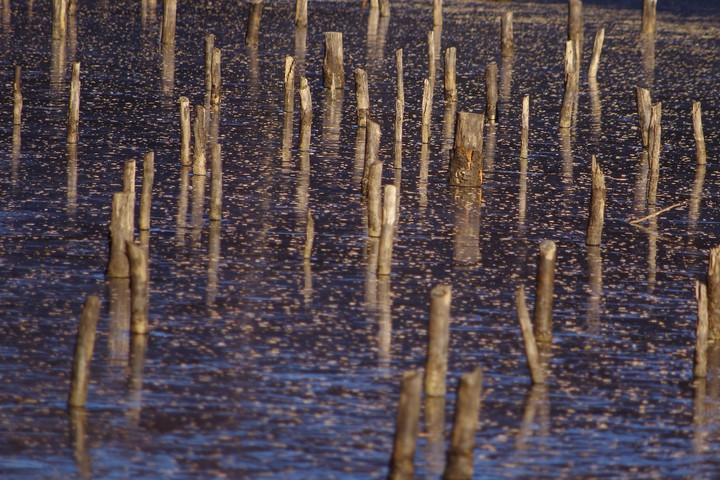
<box><xmin>354</xmin><ymin>127</ymin><xmax>367</xmax><ymax>185</ymax></box>
<box><xmin>484</xmin><ymin>124</ymin><xmax>496</xmax><ymax>173</ymax></box>
<box><xmin>68</xmin><ymin>9</ymin><xmax>77</xmax><ymax>62</ymax></box>
<box><xmin>190</xmin><ymin>174</ymin><xmax>206</xmax><ymax>247</ymax></box>
<box><xmin>207</xmin><ymin>220</ymin><xmax>221</xmax><ymax>305</ymax></box>
<box><xmin>647</xmin><ymin>213</ymin><xmax>657</xmax><ymax>293</ymax></box>
<box><xmin>589</xmin><ymin>77</ymin><xmax>602</xmax><ymax>148</ymax></box>
<box><xmin>161</xmin><ymin>42</ymin><xmax>174</xmax><ymax>95</ymax></box>
<box><xmin>377</xmin><ymin>274</ymin><xmax>391</xmax><ymax>369</ymax></box>
<box><xmin>50</xmin><ymin>37</ymin><xmax>67</xmax><ymax>90</ymax></box>
<box><xmin>442</xmin><ymin>100</ymin><xmax>457</xmax><ymax>155</ymax></box>
<box><xmin>127</xmin><ymin>333</ymin><xmax>148</xmax><ymax>427</ymax></box>
<box><xmin>640</xmin><ymin>32</ymin><xmax>656</xmax><ymax>87</ymax></box>
<box><xmin>302</xmin><ymin>259</ymin><xmax>313</xmax><ymax>306</ymax></box>
<box><xmin>297</xmin><ymin>151</ymin><xmax>310</xmax><ymax>216</ymax></box>
<box><xmin>452</xmin><ymin>187</ymin><xmax>482</xmax><ymax>268</ymax></box>
<box><xmin>424</xmin><ymin>395</ymin><xmax>446</xmax><ymax>477</ymax></box>
<box><xmin>281</xmin><ymin>112</ymin><xmax>294</xmax><ymax>173</ymax></box>
<box><xmin>248</xmin><ymin>44</ymin><xmax>260</xmax><ymax>98</ymax></box>
<box><xmin>66</xmin><ymin>143</ymin><xmax>78</xmax><ymax>217</ymax></box>
<box><xmin>69</xmin><ymin>407</ymin><xmax>91</xmax><ymax>480</ymax></box>
<box><xmin>515</xmin><ymin>384</ymin><xmax>550</xmax><ymax>451</ymax></box>
<box><xmin>365</xmin><ymin>237</ymin><xmax>379</xmax><ymax>310</ymax></box>
<box><xmin>518</xmin><ymin>156</ymin><xmax>528</xmax><ymax>227</ymax></box>
<box><xmin>108</xmin><ymin>278</ymin><xmax>130</xmax><ymax>368</ymax></box>
<box><xmin>322</xmin><ymin>88</ymin><xmax>343</xmax><ymax>151</ymax></box>
<box><xmin>419</xmin><ymin>143</ymin><xmax>429</xmax><ymax>211</ymax></box>
<box><xmin>689</xmin><ymin>163</ymin><xmax>706</xmax><ymax>235</ymax></box>
<box><xmin>586</xmin><ymin>245</ymin><xmax>603</xmax><ymax>333</ymax></box>
<box><xmin>176</xmin><ymin>167</ymin><xmax>190</xmax><ymax>246</ymax></box>
<box><xmin>366</xmin><ymin>7</ymin><xmax>379</xmax><ymax>65</ymax></box>
<box><xmin>11</xmin><ymin>124</ymin><xmax>21</xmax><ymax>187</ymax></box>
<box><xmin>559</xmin><ymin>127</ymin><xmax>573</xmax><ymax>184</ymax></box>
<box><xmin>294</xmin><ymin>26</ymin><xmax>307</xmax><ymax>78</ymax></box>
<box><xmin>633</xmin><ymin>151</ymin><xmax>649</xmax><ymax>216</ymax></box>
<box><xmin>499</xmin><ymin>51</ymin><xmax>514</xmax><ymax>121</ymax></box>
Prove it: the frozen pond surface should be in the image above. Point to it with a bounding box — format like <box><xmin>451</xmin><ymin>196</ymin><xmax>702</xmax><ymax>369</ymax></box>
<box><xmin>2</xmin><ymin>0</ymin><xmax>720</xmax><ymax>477</ymax></box>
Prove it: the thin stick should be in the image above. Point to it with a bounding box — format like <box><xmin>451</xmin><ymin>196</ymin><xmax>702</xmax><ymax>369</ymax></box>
<box><xmin>396</xmin><ymin>49</ymin><xmax>404</xmax><ymax>105</ymax></box>
<box><xmin>444</xmin><ymin>47</ymin><xmax>457</xmax><ymax>103</ymax></box>
<box><xmin>67</xmin><ymin>62</ymin><xmax>81</xmax><ymax>144</ymax></box>
<box><xmin>485</xmin><ymin>62</ymin><xmax>498</xmax><ymax>124</ymax></box>
<box><xmin>520</xmin><ymin>95</ymin><xmax>529</xmax><ymax>158</ymax></box>
<box><xmin>367</xmin><ymin>161</ymin><xmax>383</xmax><ymax>238</ymax></box>
<box><xmin>707</xmin><ymin>246</ymin><xmax>720</xmax><ymax>341</ymax></box>
<box><xmin>209</xmin><ymin>144</ymin><xmax>222</xmax><ymax>220</ymax></box>
<box><xmin>628</xmin><ymin>200</ymin><xmax>686</xmax><ymax>224</ymax></box>
<box><xmin>421</xmin><ymin>78</ymin><xmax>432</xmax><ymax>144</ymax></box>
<box><xmin>138</xmin><ymin>152</ymin><xmax>155</xmax><ymax>231</ymax></box>
<box><xmin>299</xmin><ymin>76</ymin><xmax>312</xmax><ymax>152</ymax></box>
<box><xmin>193</xmin><ymin>105</ymin><xmax>207</xmax><ymax>175</ymax></box>
<box><xmin>692</xmin><ymin>101</ymin><xmax>707</xmax><ymax>165</ymax></box>
<box><xmin>179</xmin><ymin>97</ymin><xmax>191</xmax><ymax>166</ymax></box>
<box><xmin>355</xmin><ymin>68</ymin><xmax>369</xmax><ymax>127</ymax></box>
<box><xmin>516</xmin><ymin>285</ymin><xmax>545</xmax><ymax>385</ymax></box>
<box><xmin>67</xmin><ymin>296</ymin><xmax>101</xmax><ymax>408</ymax></box>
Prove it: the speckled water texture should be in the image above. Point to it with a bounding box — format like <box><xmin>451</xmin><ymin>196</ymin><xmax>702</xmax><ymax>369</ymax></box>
<box><xmin>1</xmin><ymin>0</ymin><xmax>720</xmax><ymax>477</ymax></box>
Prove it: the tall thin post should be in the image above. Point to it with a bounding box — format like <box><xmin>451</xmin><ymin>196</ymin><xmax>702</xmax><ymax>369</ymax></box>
<box><xmin>204</xmin><ymin>34</ymin><xmax>215</xmax><ymax>95</ymax></box>
<box><xmin>295</xmin><ymin>0</ymin><xmax>308</xmax><ymax>27</ymax></box>
<box><xmin>647</xmin><ymin>102</ymin><xmax>662</xmax><ymax>205</ymax></box>
<box><xmin>442</xmin><ymin>367</ymin><xmax>483</xmax><ymax>480</ymax></box>
<box><xmin>210</xmin><ymin>48</ymin><xmax>221</xmax><ymax>107</ymax></box>
<box><xmin>245</xmin><ymin>1</ymin><xmax>264</xmax><ymax>45</ymax></box>
<box><xmin>209</xmin><ymin>144</ymin><xmax>222</xmax><ymax>221</ymax></box>
<box><xmin>485</xmin><ymin>62</ymin><xmax>498</xmax><ymax>124</ymax></box>
<box><xmin>636</xmin><ymin>87</ymin><xmax>652</xmax><ymax>148</ymax></box>
<box><xmin>67</xmin><ymin>62</ymin><xmax>80</xmax><ymax>144</ymax></box>
<box><xmin>520</xmin><ymin>95</ymin><xmax>529</xmax><ymax>158</ymax></box>
<box><xmin>433</xmin><ymin>0</ymin><xmax>442</xmax><ymax>26</ymax></box>
<box><xmin>303</xmin><ymin>210</ymin><xmax>314</xmax><ymax>260</ymax></box>
<box><xmin>179</xmin><ymin>97</ymin><xmax>191</xmax><ymax>166</ymax></box>
<box><xmin>695</xmin><ymin>280</ymin><xmax>708</xmax><ymax>379</ymax></box>
<box><xmin>641</xmin><ymin>0</ymin><xmax>657</xmax><ymax>35</ymax></box>
<box><xmin>299</xmin><ymin>76</ymin><xmax>313</xmax><ymax>152</ymax></box>
<box><xmin>533</xmin><ymin>240</ymin><xmax>557</xmax><ymax>344</ymax></box>
<box><xmin>367</xmin><ymin>161</ymin><xmax>384</xmax><ymax>238</ymax></box>
<box><xmin>692</xmin><ymin>101</ymin><xmax>707</xmax><ymax>165</ymax></box>
<box><xmin>707</xmin><ymin>246</ymin><xmax>720</xmax><ymax>341</ymax></box>
<box><xmin>363</xmin><ymin>120</ymin><xmax>381</xmax><ymax>196</ymax></box>
<box><xmin>193</xmin><ymin>105</ymin><xmax>207</xmax><ymax>176</ymax></box>
<box><xmin>138</xmin><ymin>152</ymin><xmax>155</xmax><ymax>231</ymax></box>
<box><xmin>284</xmin><ymin>56</ymin><xmax>296</xmax><ymax>113</ymax></box>
<box><xmin>444</xmin><ymin>47</ymin><xmax>457</xmax><ymax>103</ymax></box>
<box><xmin>52</xmin><ymin>0</ymin><xmax>68</xmax><ymax>39</ymax></box>
<box><xmin>388</xmin><ymin>370</ymin><xmax>423</xmax><ymax>480</ymax></box>
<box><xmin>396</xmin><ymin>49</ymin><xmax>404</xmax><ymax>105</ymax></box>
<box><xmin>424</xmin><ymin>285</ymin><xmax>452</xmax><ymax>397</ymax></box>
<box><xmin>559</xmin><ymin>40</ymin><xmax>578</xmax><ymax>128</ymax></box>
<box><xmin>427</xmin><ymin>30</ymin><xmax>436</xmax><ymax>86</ymax></box>
<box><xmin>421</xmin><ymin>78</ymin><xmax>432</xmax><ymax>144</ymax></box>
<box><xmin>161</xmin><ymin>0</ymin><xmax>177</xmax><ymax>45</ymax></box>
<box><xmin>588</xmin><ymin>28</ymin><xmax>605</xmax><ymax>79</ymax></box>
<box><xmin>107</xmin><ymin>192</ymin><xmax>135</xmax><ymax>278</ymax></box>
<box><xmin>67</xmin><ymin>296</ymin><xmax>101</xmax><ymax>408</ymax></box>
<box><xmin>355</xmin><ymin>68</ymin><xmax>369</xmax><ymax>127</ymax></box>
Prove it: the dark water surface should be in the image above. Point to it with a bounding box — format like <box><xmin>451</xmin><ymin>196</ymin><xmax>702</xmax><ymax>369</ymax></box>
<box><xmin>2</xmin><ymin>0</ymin><xmax>720</xmax><ymax>477</ymax></box>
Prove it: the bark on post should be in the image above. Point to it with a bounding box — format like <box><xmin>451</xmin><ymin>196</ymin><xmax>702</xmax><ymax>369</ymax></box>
<box><xmin>245</xmin><ymin>1</ymin><xmax>264</xmax><ymax>46</ymax></box>
<box><xmin>559</xmin><ymin>40</ymin><xmax>578</xmax><ymax>129</ymax></box>
<box><xmin>586</xmin><ymin>156</ymin><xmax>606</xmax><ymax>246</ymax></box>
<box><xmin>501</xmin><ymin>12</ymin><xmax>514</xmax><ymax>56</ymax></box>
<box><xmin>421</xmin><ymin>78</ymin><xmax>433</xmax><ymax>144</ymax></box>
<box><xmin>396</xmin><ymin>49</ymin><xmax>404</xmax><ymax>105</ymax></box>
<box><xmin>588</xmin><ymin>28</ymin><xmax>605</xmax><ymax>79</ymax></box>
<box><xmin>299</xmin><ymin>76</ymin><xmax>312</xmax><ymax>152</ymax></box>
<box><xmin>362</xmin><ymin>120</ymin><xmax>381</xmax><ymax>196</ymax></box>
<box><xmin>444</xmin><ymin>47</ymin><xmax>457</xmax><ymax>103</ymax></box>
<box><xmin>367</xmin><ymin>161</ymin><xmax>384</xmax><ymax>238</ymax></box>
<box><xmin>138</xmin><ymin>152</ymin><xmax>154</xmax><ymax>231</ymax></box>
<box><xmin>193</xmin><ymin>105</ymin><xmax>207</xmax><ymax>176</ymax></box>
<box><xmin>209</xmin><ymin>144</ymin><xmax>222</xmax><ymax>221</ymax></box>
<box><xmin>520</xmin><ymin>95</ymin><xmax>530</xmax><ymax>159</ymax></box>
<box><xmin>442</xmin><ymin>367</ymin><xmax>483</xmax><ymax>480</ymax></box>
<box><xmin>284</xmin><ymin>56</ymin><xmax>296</xmax><ymax>113</ymax></box>
<box><xmin>210</xmin><ymin>48</ymin><xmax>221</xmax><ymax>107</ymax></box>
<box><xmin>355</xmin><ymin>68</ymin><xmax>369</xmax><ymax>127</ymax></box>
<box><xmin>161</xmin><ymin>0</ymin><xmax>177</xmax><ymax>46</ymax></box>
<box><xmin>647</xmin><ymin>102</ymin><xmax>662</xmax><ymax>205</ymax></box>
<box><xmin>67</xmin><ymin>62</ymin><xmax>80</xmax><ymax>144</ymax></box>
<box><xmin>707</xmin><ymin>246</ymin><xmax>720</xmax><ymax>341</ymax></box>
<box><xmin>424</xmin><ymin>285</ymin><xmax>452</xmax><ymax>397</ymax></box>
<box><xmin>303</xmin><ymin>210</ymin><xmax>314</xmax><ymax>260</ymax></box>
<box><xmin>533</xmin><ymin>240</ymin><xmax>557</xmax><ymax>344</ymax></box>
<box><xmin>13</xmin><ymin>66</ymin><xmax>22</xmax><ymax>126</ymax></box>
<box><xmin>485</xmin><ymin>62</ymin><xmax>498</xmax><ymax>124</ymax></box>
<box><xmin>179</xmin><ymin>97</ymin><xmax>191</xmax><ymax>166</ymax></box>
<box><xmin>107</xmin><ymin>192</ymin><xmax>135</xmax><ymax>278</ymax></box>
<box><xmin>433</xmin><ymin>0</ymin><xmax>442</xmax><ymax>26</ymax></box>
<box><xmin>692</xmin><ymin>101</ymin><xmax>707</xmax><ymax>165</ymax></box>
<box><xmin>388</xmin><ymin>370</ymin><xmax>423</xmax><ymax>480</ymax></box>
<box><xmin>695</xmin><ymin>280</ymin><xmax>709</xmax><ymax>379</ymax></box>
<box><xmin>636</xmin><ymin>87</ymin><xmax>652</xmax><ymax>148</ymax></box>
<box><xmin>516</xmin><ymin>285</ymin><xmax>545</xmax><ymax>385</ymax></box>
<box><xmin>295</xmin><ymin>0</ymin><xmax>308</xmax><ymax>27</ymax></box>
<box><xmin>642</xmin><ymin>0</ymin><xmax>657</xmax><ymax>35</ymax></box>
<box><xmin>377</xmin><ymin>184</ymin><xmax>397</xmax><ymax>276</ymax></box>
<box><xmin>126</xmin><ymin>241</ymin><xmax>149</xmax><ymax>335</ymax></box>
<box><xmin>67</xmin><ymin>296</ymin><xmax>101</xmax><ymax>408</ymax></box>
<box><xmin>323</xmin><ymin>32</ymin><xmax>344</xmax><ymax>89</ymax></box>
<box><xmin>204</xmin><ymin>34</ymin><xmax>215</xmax><ymax>95</ymax></box>
<box><xmin>448</xmin><ymin>112</ymin><xmax>484</xmax><ymax>187</ymax></box>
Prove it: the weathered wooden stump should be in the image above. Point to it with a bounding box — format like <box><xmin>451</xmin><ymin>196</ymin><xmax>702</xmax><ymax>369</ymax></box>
<box><xmin>586</xmin><ymin>156</ymin><xmax>606</xmax><ymax>246</ymax></box>
<box><xmin>520</xmin><ymin>95</ymin><xmax>529</xmax><ymax>158</ymax></box>
<box><xmin>485</xmin><ymin>62</ymin><xmax>498</xmax><ymax>124</ymax></box>
<box><xmin>107</xmin><ymin>192</ymin><xmax>135</xmax><ymax>278</ymax></box>
<box><xmin>245</xmin><ymin>1</ymin><xmax>264</xmax><ymax>45</ymax></box>
<box><xmin>501</xmin><ymin>12</ymin><xmax>514</xmax><ymax>56</ymax></box>
<box><xmin>642</xmin><ymin>0</ymin><xmax>657</xmax><ymax>35</ymax></box>
<box><xmin>323</xmin><ymin>32</ymin><xmax>344</xmax><ymax>89</ymax></box>
<box><xmin>388</xmin><ymin>370</ymin><xmax>422</xmax><ymax>480</ymax></box>
<box><xmin>284</xmin><ymin>56</ymin><xmax>296</xmax><ymax>113</ymax></box>
<box><xmin>161</xmin><ymin>0</ymin><xmax>177</xmax><ymax>45</ymax></box>
<box><xmin>179</xmin><ymin>97</ymin><xmax>191</xmax><ymax>166</ymax></box>
<box><xmin>448</xmin><ymin>112</ymin><xmax>484</xmax><ymax>187</ymax></box>
<box><xmin>442</xmin><ymin>367</ymin><xmax>483</xmax><ymax>480</ymax></box>
<box><xmin>299</xmin><ymin>76</ymin><xmax>312</xmax><ymax>152</ymax></box>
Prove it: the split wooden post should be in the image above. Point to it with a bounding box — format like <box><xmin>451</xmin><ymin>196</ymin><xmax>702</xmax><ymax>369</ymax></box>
<box><xmin>396</xmin><ymin>49</ymin><xmax>404</xmax><ymax>105</ymax></box>
<box><xmin>692</xmin><ymin>101</ymin><xmax>707</xmax><ymax>165</ymax></box>
<box><xmin>204</xmin><ymin>34</ymin><xmax>215</xmax><ymax>95</ymax></box>
<box><xmin>516</xmin><ymin>285</ymin><xmax>545</xmax><ymax>385</ymax></box>
<box><xmin>138</xmin><ymin>152</ymin><xmax>154</xmax><ymax>231</ymax></box>
<box><xmin>299</xmin><ymin>76</ymin><xmax>313</xmax><ymax>152</ymax></box>
<box><xmin>161</xmin><ymin>0</ymin><xmax>177</xmax><ymax>45</ymax></box>
<box><xmin>520</xmin><ymin>95</ymin><xmax>530</xmax><ymax>158</ymax></box>
<box><xmin>533</xmin><ymin>240</ymin><xmax>557</xmax><ymax>344</ymax></box>
<box><xmin>295</xmin><ymin>0</ymin><xmax>308</xmax><ymax>27</ymax></box>
<box><xmin>442</xmin><ymin>367</ymin><xmax>483</xmax><ymax>480</ymax></box>
<box><xmin>642</xmin><ymin>0</ymin><xmax>657</xmax><ymax>35</ymax></box>
<box><xmin>448</xmin><ymin>112</ymin><xmax>484</xmax><ymax>187</ymax></box>
<box><xmin>323</xmin><ymin>32</ymin><xmax>344</xmax><ymax>89</ymax></box>
<box><xmin>588</xmin><ymin>28</ymin><xmax>605</xmax><ymax>79</ymax></box>
<box><xmin>362</xmin><ymin>120</ymin><xmax>381</xmax><ymax>196</ymax></box>
<box><xmin>444</xmin><ymin>47</ymin><xmax>457</xmax><ymax>103</ymax></box>
<box><xmin>586</xmin><ymin>156</ymin><xmax>606</xmax><ymax>246</ymax></box>
<box><xmin>123</xmin><ymin>158</ymin><xmax>136</xmax><ymax>193</ymax></box>
<box><xmin>355</xmin><ymin>68</ymin><xmax>369</xmax><ymax>127</ymax></box>
<box><xmin>179</xmin><ymin>97</ymin><xmax>191</xmax><ymax>166</ymax></box>
<box><xmin>388</xmin><ymin>370</ymin><xmax>423</xmax><ymax>480</ymax></box>
<box><xmin>421</xmin><ymin>78</ymin><xmax>433</xmax><ymax>144</ymax></box>
<box><xmin>193</xmin><ymin>105</ymin><xmax>207</xmax><ymax>175</ymax></box>
<box><xmin>67</xmin><ymin>62</ymin><xmax>80</xmax><ymax>144</ymax></box>
<box><xmin>210</xmin><ymin>48</ymin><xmax>221</xmax><ymax>106</ymax></box>
<box><xmin>209</xmin><ymin>144</ymin><xmax>222</xmax><ymax>221</ymax></box>
<box><xmin>707</xmin><ymin>246</ymin><xmax>720</xmax><ymax>341</ymax></box>
<box><xmin>379</xmin><ymin>0</ymin><xmax>390</xmax><ymax>17</ymax></box>
<box><xmin>13</xmin><ymin>66</ymin><xmax>22</xmax><ymax>126</ymax></box>
<box><xmin>424</xmin><ymin>285</ymin><xmax>452</xmax><ymax>397</ymax></box>
<box><xmin>427</xmin><ymin>31</ymin><xmax>436</xmax><ymax>86</ymax></box>
<box><xmin>377</xmin><ymin>185</ymin><xmax>397</xmax><ymax>276</ymax></box>
<box><xmin>559</xmin><ymin>40</ymin><xmax>578</xmax><ymax>129</ymax></box>
<box><xmin>284</xmin><ymin>56</ymin><xmax>296</xmax><ymax>113</ymax></box>
<box><xmin>52</xmin><ymin>0</ymin><xmax>68</xmax><ymax>39</ymax></box>
<box><xmin>485</xmin><ymin>62</ymin><xmax>498</xmax><ymax>124</ymax></box>
<box><xmin>433</xmin><ymin>0</ymin><xmax>442</xmax><ymax>26</ymax></box>
<box><xmin>501</xmin><ymin>12</ymin><xmax>514</xmax><ymax>56</ymax></box>
<box><xmin>695</xmin><ymin>280</ymin><xmax>708</xmax><ymax>378</ymax></box>
<box><xmin>67</xmin><ymin>296</ymin><xmax>101</xmax><ymax>408</ymax></box>
<box><xmin>647</xmin><ymin>102</ymin><xmax>662</xmax><ymax>205</ymax></box>
<box><xmin>367</xmin><ymin>161</ymin><xmax>384</xmax><ymax>238</ymax></box>
<box><xmin>245</xmin><ymin>1</ymin><xmax>264</xmax><ymax>45</ymax></box>
<box><xmin>303</xmin><ymin>210</ymin><xmax>314</xmax><ymax>260</ymax></box>
<box><xmin>107</xmin><ymin>192</ymin><xmax>135</xmax><ymax>278</ymax></box>
<box><xmin>636</xmin><ymin>87</ymin><xmax>652</xmax><ymax>148</ymax></box>
<box><xmin>126</xmin><ymin>241</ymin><xmax>149</xmax><ymax>335</ymax></box>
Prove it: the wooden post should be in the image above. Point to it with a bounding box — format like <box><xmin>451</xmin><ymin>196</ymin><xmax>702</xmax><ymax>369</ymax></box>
<box><xmin>12</xmin><ymin>66</ymin><xmax>22</xmax><ymax>126</ymax></box>
<box><xmin>284</xmin><ymin>56</ymin><xmax>296</xmax><ymax>113</ymax></box>
<box><xmin>299</xmin><ymin>76</ymin><xmax>312</xmax><ymax>152</ymax></box>
<box><xmin>636</xmin><ymin>87</ymin><xmax>652</xmax><ymax>148</ymax></box>
<box><xmin>433</xmin><ymin>0</ymin><xmax>442</xmax><ymax>26</ymax></box>
<box><xmin>642</xmin><ymin>0</ymin><xmax>657</xmax><ymax>35</ymax></box>
<box><xmin>379</xmin><ymin>0</ymin><xmax>390</xmax><ymax>17</ymax></box>
<box><xmin>209</xmin><ymin>144</ymin><xmax>222</xmax><ymax>221</ymax></box>
<box><xmin>367</xmin><ymin>161</ymin><xmax>383</xmax><ymax>238</ymax></box>
<box><xmin>448</xmin><ymin>112</ymin><xmax>484</xmax><ymax>187</ymax></box>
<box><xmin>362</xmin><ymin>120</ymin><xmax>381</xmax><ymax>196</ymax></box>
<box><xmin>586</xmin><ymin>156</ymin><xmax>606</xmax><ymax>246</ymax></box>
<box><xmin>179</xmin><ymin>97</ymin><xmax>191</xmax><ymax>166</ymax></box>
<box><xmin>193</xmin><ymin>105</ymin><xmax>207</xmax><ymax>175</ymax></box>
<box><xmin>388</xmin><ymin>370</ymin><xmax>423</xmax><ymax>480</ymax></box>
<box><xmin>67</xmin><ymin>62</ymin><xmax>80</xmax><ymax>144</ymax></box>
<box><xmin>245</xmin><ymin>1</ymin><xmax>264</xmax><ymax>46</ymax></box>
<box><xmin>323</xmin><ymin>32</ymin><xmax>344</xmax><ymax>89</ymax></box>
<box><xmin>588</xmin><ymin>28</ymin><xmax>605</xmax><ymax>79</ymax></box>
<box><xmin>52</xmin><ymin>0</ymin><xmax>68</xmax><ymax>39</ymax></box>
<box><xmin>501</xmin><ymin>12</ymin><xmax>514</xmax><ymax>56</ymax></box>
<box><xmin>692</xmin><ymin>101</ymin><xmax>707</xmax><ymax>165</ymax></box>
<box><xmin>396</xmin><ymin>49</ymin><xmax>404</xmax><ymax>105</ymax></box>
<box><xmin>485</xmin><ymin>62</ymin><xmax>498</xmax><ymax>124</ymax></box>
<box><xmin>377</xmin><ymin>184</ymin><xmax>397</xmax><ymax>276</ymax></box>
<box><xmin>395</xmin><ymin>98</ymin><xmax>404</xmax><ymax>149</ymax></box>
<box><xmin>421</xmin><ymin>78</ymin><xmax>432</xmax><ymax>144</ymax></box>
<box><xmin>107</xmin><ymin>192</ymin><xmax>135</xmax><ymax>278</ymax></box>
<box><xmin>444</xmin><ymin>47</ymin><xmax>457</xmax><ymax>103</ymax></box>
<box><xmin>126</xmin><ymin>241</ymin><xmax>149</xmax><ymax>335</ymax></box>
<box><xmin>355</xmin><ymin>68</ymin><xmax>369</xmax><ymax>127</ymax></box>
<box><xmin>138</xmin><ymin>152</ymin><xmax>154</xmax><ymax>231</ymax></box>
<box><xmin>210</xmin><ymin>48</ymin><xmax>221</xmax><ymax>106</ymax></box>
<box><xmin>520</xmin><ymin>95</ymin><xmax>529</xmax><ymax>158</ymax></box>
<box><xmin>442</xmin><ymin>367</ymin><xmax>483</xmax><ymax>480</ymax></box>
<box><xmin>516</xmin><ymin>285</ymin><xmax>545</xmax><ymax>385</ymax></box>
<box><xmin>424</xmin><ymin>285</ymin><xmax>451</xmax><ymax>397</ymax></box>
<box><xmin>533</xmin><ymin>240</ymin><xmax>557</xmax><ymax>344</ymax></box>
<box><xmin>568</xmin><ymin>0</ymin><xmax>583</xmax><ymax>43</ymax></box>
<box><xmin>427</xmin><ymin>31</ymin><xmax>436</xmax><ymax>86</ymax></box>
<box><xmin>559</xmin><ymin>40</ymin><xmax>577</xmax><ymax>129</ymax></box>
<box><xmin>67</xmin><ymin>296</ymin><xmax>101</xmax><ymax>408</ymax></box>
<box><xmin>707</xmin><ymin>246</ymin><xmax>720</xmax><ymax>341</ymax></box>
<box><xmin>647</xmin><ymin>102</ymin><xmax>661</xmax><ymax>205</ymax></box>
<box><xmin>123</xmin><ymin>158</ymin><xmax>136</xmax><ymax>193</ymax></box>
<box><xmin>303</xmin><ymin>210</ymin><xmax>314</xmax><ymax>260</ymax></box>
<box><xmin>204</xmin><ymin>34</ymin><xmax>215</xmax><ymax>95</ymax></box>
<box><xmin>295</xmin><ymin>0</ymin><xmax>307</xmax><ymax>27</ymax></box>
<box><xmin>161</xmin><ymin>0</ymin><xmax>177</xmax><ymax>46</ymax></box>
<box><xmin>695</xmin><ymin>280</ymin><xmax>708</xmax><ymax>378</ymax></box>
